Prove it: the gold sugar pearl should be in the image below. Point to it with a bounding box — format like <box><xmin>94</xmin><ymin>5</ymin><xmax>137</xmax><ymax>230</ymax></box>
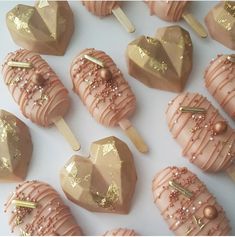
<box><xmin>227</xmin><ymin>54</ymin><xmax>235</xmax><ymax>63</ymax></box>
<box><xmin>32</xmin><ymin>73</ymin><xmax>45</xmax><ymax>85</ymax></box>
<box><xmin>213</xmin><ymin>121</ymin><xmax>227</xmax><ymax>135</ymax></box>
<box><xmin>100</xmin><ymin>68</ymin><xmax>112</xmax><ymax>81</ymax></box>
<box><xmin>203</xmin><ymin>205</ymin><xmax>218</xmax><ymax>220</ymax></box>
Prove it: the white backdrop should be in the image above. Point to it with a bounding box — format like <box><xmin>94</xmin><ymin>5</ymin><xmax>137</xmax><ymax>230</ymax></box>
<box><xmin>0</xmin><ymin>1</ymin><xmax>234</xmax><ymax>236</ymax></box>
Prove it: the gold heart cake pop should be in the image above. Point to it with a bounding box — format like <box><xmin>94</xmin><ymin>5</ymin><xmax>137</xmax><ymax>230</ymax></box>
<box><xmin>6</xmin><ymin>1</ymin><xmax>74</xmax><ymax>55</ymax></box>
<box><xmin>126</xmin><ymin>25</ymin><xmax>193</xmax><ymax>93</ymax></box>
<box><xmin>205</xmin><ymin>1</ymin><xmax>235</xmax><ymax>50</ymax></box>
<box><xmin>0</xmin><ymin>109</ymin><xmax>33</xmax><ymax>182</ymax></box>
<box><xmin>60</xmin><ymin>136</ymin><xmax>137</xmax><ymax>214</ymax></box>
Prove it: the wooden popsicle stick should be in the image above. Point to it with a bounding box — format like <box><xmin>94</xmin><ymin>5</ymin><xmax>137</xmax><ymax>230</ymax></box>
<box><xmin>119</xmin><ymin>119</ymin><xmax>148</xmax><ymax>153</ymax></box>
<box><xmin>53</xmin><ymin>117</ymin><xmax>80</xmax><ymax>151</ymax></box>
<box><xmin>182</xmin><ymin>12</ymin><xmax>208</xmax><ymax>38</ymax></box>
<box><xmin>226</xmin><ymin>164</ymin><xmax>235</xmax><ymax>182</ymax></box>
<box><xmin>112</xmin><ymin>6</ymin><xmax>135</xmax><ymax>33</ymax></box>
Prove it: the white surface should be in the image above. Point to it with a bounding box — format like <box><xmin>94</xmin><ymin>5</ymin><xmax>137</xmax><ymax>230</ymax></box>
<box><xmin>0</xmin><ymin>1</ymin><xmax>234</xmax><ymax>236</ymax></box>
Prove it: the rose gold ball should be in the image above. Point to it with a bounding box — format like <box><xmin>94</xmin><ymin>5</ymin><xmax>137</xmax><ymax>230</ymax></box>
<box><xmin>203</xmin><ymin>205</ymin><xmax>218</xmax><ymax>220</ymax></box>
<box><xmin>213</xmin><ymin>121</ymin><xmax>227</xmax><ymax>135</ymax></box>
<box><xmin>100</xmin><ymin>68</ymin><xmax>112</xmax><ymax>81</ymax></box>
<box><xmin>32</xmin><ymin>73</ymin><xmax>45</xmax><ymax>85</ymax></box>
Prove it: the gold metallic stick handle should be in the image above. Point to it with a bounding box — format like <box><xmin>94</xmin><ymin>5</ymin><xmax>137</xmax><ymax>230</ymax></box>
<box><xmin>182</xmin><ymin>12</ymin><xmax>208</xmax><ymax>38</ymax></box>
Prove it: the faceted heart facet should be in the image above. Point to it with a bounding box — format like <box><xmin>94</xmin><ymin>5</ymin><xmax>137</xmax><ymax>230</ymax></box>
<box><xmin>60</xmin><ymin>136</ymin><xmax>137</xmax><ymax>214</ymax></box>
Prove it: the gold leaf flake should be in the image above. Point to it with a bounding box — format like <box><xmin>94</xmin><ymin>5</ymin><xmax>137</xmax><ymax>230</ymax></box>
<box><xmin>0</xmin><ymin>157</ymin><xmax>10</xmax><ymax>171</ymax></box>
<box><xmin>102</xmin><ymin>142</ymin><xmax>117</xmax><ymax>156</ymax></box>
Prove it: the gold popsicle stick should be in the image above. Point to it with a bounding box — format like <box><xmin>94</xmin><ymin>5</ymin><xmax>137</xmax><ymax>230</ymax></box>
<box><xmin>7</xmin><ymin>61</ymin><xmax>33</xmax><ymax>69</ymax></box>
<box><xmin>112</xmin><ymin>6</ymin><xmax>135</xmax><ymax>33</ymax></box>
<box><xmin>12</xmin><ymin>199</ymin><xmax>37</xmax><ymax>209</ymax></box>
<box><xmin>53</xmin><ymin>117</ymin><xmax>80</xmax><ymax>151</ymax></box>
<box><xmin>179</xmin><ymin>106</ymin><xmax>206</xmax><ymax>114</ymax></box>
<box><xmin>182</xmin><ymin>12</ymin><xmax>208</xmax><ymax>38</ymax></box>
<box><xmin>119</xmin><ymin>119</ymin><xmax>149</xmax><ymax>153</ymax></box>
<box><xmin>84</xmin><ymin>55</ymin><xmax>104</xmax><ymax>68</ymax></box>
<box><xmin>169</xmin><ymin>180</ymin><xmax>194</xmax><ymax>198</ymax></box>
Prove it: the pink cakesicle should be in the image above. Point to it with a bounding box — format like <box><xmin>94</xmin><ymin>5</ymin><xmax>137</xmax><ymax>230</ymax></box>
<box><xmin>70</xmin><ymin>48</ymin><xmax>148</xmax><ymax>153</ymax></box>
<box><xmin>82</xmin><ymin>1</ymin><xmax>135</xmax><ymax>33</ymax></box>
<box><xmin>2</xmin><ymin>49</ymin><xmax>80</xmax><ymax>151</ymax></box>
<box><xmin>4</xmin><ymin>180</ymin><xmax>83</xmax><ymax>236</ymax></box>
<box><xmin>152</xmin><ymin>166</ymin><xmax>231</xmax><ymax>235</ymax></box>
<box><xmin>145</xmin><ymin>0</ymin><xmax>207</xmax><ymax>38</ymax></box>
<box><xmin>166</xmin><ymin>92</ymin><xmax>235</xmax><ymax>181</ymax></box>
<box><xmin>204</xmin><ymin>54</ymin><xmax>235</xmax><ymax>120</ymax></box>
<box><xmin>103</xmin><ymin>228</ymin><xmax>138</xmax><ymax>236</ymax></box>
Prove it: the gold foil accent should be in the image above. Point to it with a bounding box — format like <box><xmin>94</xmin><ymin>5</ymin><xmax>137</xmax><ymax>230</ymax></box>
<box><xmin>7</xmin><ymin>61</ymin><xmax>33</xmax><ymax>68</ymax></box>
<box><xmin>92</xmin><ymin>183</ymin><xmax>119</xmax><ymax>209</ymax></box>
<box><xmin>84</xmin><ymin>55</ymin><xmax>104</xmax><ymax>68</ymax></box>
<box><xmin>38</xmin><ymin>0</ymin><xmax>50</xmax><ymax>8</ymax></box>
<box><xmin>102</xmin><ymin>142</ymin><xmax>117</xmax><ymax>156</ymax></box>
<box><xmin>193</xmin><ymin>215</ymin><xmax>206</xmax><ymax>230</ymax></box>
<box><xmin>0</xmin><ymin>118</ymin><xmax>17</xmax><ymax>142</ymax></box>
<box><xmin>0</xmin><ymin>157</ymin><xmax>10</xmax><ymax>170</ymax></box>
<box><xmin>20</xmin><ymin>229</ymin><xmax>30</xmax><ymax>236</ymax></box>
<box><xmin>138</xmin><ymin>47</ymin><xmax>149</xmax><ymax>58</ymax></box>
<box><xmin>15</xmin><ymin>216</ymin><xmax>23</xmax><ymax>226</ymax></box>
<box><xmin>12</xmin><ymin>199</ymin><xmax>37</xmax><ymax>209</ymax></box>
<box><xmin>8</xmin><ymin>8</ymin><xmax>34</xmax><ymax>34</ymax></box>
<box><xmin>169</xmin><ymin>180</ymin><xmax>193</xmax><ymax>199</ymax></box>
<box><xmin>224</xmin><ymin>1</ymin><xmax>235</xmax><ymax>17</ymax></box>
<box><xmin>6</xmin><ymin>76</ymin><xmax>22</xmax><ymax>86</ymax></box>
<box><xmin>186</xmin><ymin>227</ymin><xmax>194</xmax><ymax>235</ymax></box>
<box><xmin>179</xmin><ymin>106</ymin><xmax>206</xmax><ymax>114</ymax></box>
<box><xmin>34</xmin><ymin>93</ymin><xmax>49</xmax><ymax>106</ymax></box>
<box><xmin>216</xmin><ymin>6</ymin><xmax>234</xmax><ymax>32</ymax></box>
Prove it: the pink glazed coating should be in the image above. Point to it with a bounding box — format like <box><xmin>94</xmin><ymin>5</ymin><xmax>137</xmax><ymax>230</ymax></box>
<box><xmin>146</xmin><ymin>0</ymin><xmax>188</xmax><ymax>22</ymax></box>
<box><xmin>70</xmin><ymin>48</ymin><xmax>136</xmax><ymax>127</ymax></box>
<box><xmin>204</xmin><ymin>54</ymin><xmax>235</xmax><ymax>120</ymax></box>
<box><xmin>2</xmin><ymin>49</ymin><xmax>70</xmax><ymax>127</ymax></box>
<box><xmin>82</xmin><ymin>1</ymin><xmax>120</xmax><ymax>17</ymax></box>
<box><xmin>152</xmin><ymin>166</ymin><xmax>231</xmax><ymax>235</ymax></box>
<box><xmin>4</xmin><ymin>180</ymin><xmax>82</xmax><ymax>236</ymax></box>
<box><xmin>166</xmin><ymin>92</ymin><xmax>235</xmax><ymax>172</ymax></box>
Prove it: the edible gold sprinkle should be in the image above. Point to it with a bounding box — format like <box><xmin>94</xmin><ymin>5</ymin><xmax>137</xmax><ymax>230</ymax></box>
<box><xmin>84</xmin><ymin>55</ymin><xmax>104</xmax><ymax>67</ymax></box>
<box><xmin>7</xmin><ymin>61</ymin><xmax>33</xmax><ymax>69</ymax></box>
<box><xmin>20</xmin><ymin>228</ymin><xmax>30</xmax><ymax>236</ymax></box>
<box><xmin>145</xmin><ymin>36</ymin><xmax>159</xmax><ymax>45</ymax></box>
<box><xmin>15</xmin><ymin>216</ymin><xmax>23</xmax><ymax>226</ymax></box>
<box><xmin>225</xmin><ymin>1</ymin><xmax>235</xmax><ymax>17</ymax></box>
<box><xmin>186</xmin><ymin>227</ymin><xmax>194</xmax><ymax>235</ymax></box>
<box><xmin>138</xmin><ymin>47</ymin><xmax>149</xmax><ymax>58</ymax></box>
<box><xmin>216</xmin><ymin>10</ymin><xmax>234</xmax><ymax>31</ymax></box>
<box><xmin>12</xmin><ymin>199</ymin><xmax>37</xmax><ymax>209</ymax></box>
<box><xmin>179</xmin><ymin>106</ymin><xmax>206</xmax><ymax>114</ymax></box>
<box><xmin>193</xmin><ymin>215</ymin><xmax>206</xmax><ymax>230</ymax></box>
<box><xmin>92</xmin><ymin>183</ymin><xmax>119</xmax><ymax>209</ymax></box>
<box><xmin>169</xmin><ymin>180</ymin><xmax>193</xmax><ymax>199</ymax></box>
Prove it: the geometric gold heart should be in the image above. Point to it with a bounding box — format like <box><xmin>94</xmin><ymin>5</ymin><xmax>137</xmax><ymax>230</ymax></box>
<box><xmin>60</xmin><ymin>136</ymin><xmax>137</xmax><ymax>214</ymax></box>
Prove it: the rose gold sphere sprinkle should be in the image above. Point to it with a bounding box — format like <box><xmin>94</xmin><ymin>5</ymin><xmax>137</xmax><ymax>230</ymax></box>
<box><xmin>203</xmin><ymin>205</ymin><xmax>218</xmax><ymax>220</ymax></box>
<box><xmin>213</xmin><ymin>121</ymin><xmax>227</xmax><ymax>135</ymax></box>
<box><xmin>100</xmin><ymin>68</ymin><xmax>112</xmax><ymax>81</ymax></box>
<box><xmin>32</xmin><ymin>73</ymin><xmax>45</xmax><ymax>85</ymax></box>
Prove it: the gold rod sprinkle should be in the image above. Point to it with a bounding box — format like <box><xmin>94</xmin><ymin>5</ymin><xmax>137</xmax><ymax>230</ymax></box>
<box><xmin>169</xmin><ymin>180</ymin><xmax>194</xmax><ymax>198</ymax></box>
<box><xmin>84</xmin><ymin>55</ymin><xmax>104</xmax><ymax>67</ymax></box>
<box><xmin>179</xmin><ymin>106</ymin><xmax>206</xmax><ymax>114</ymax></box>
<box><xmin>227</xmin><ymin>54</ymin><xmax>235</xmax><ymax>63</ymax></box>
<box><xmin>7</xmin><ymin>61</ymin><xmax>33</xmax><ymax>69</ymax></box>
<box><xmin>12</xmin><ymin>199</ymin><xmax>37</xmax><ymax>209</ymax></box>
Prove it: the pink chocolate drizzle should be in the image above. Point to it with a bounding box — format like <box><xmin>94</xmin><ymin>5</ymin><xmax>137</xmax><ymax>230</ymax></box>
<box><xmin>152</xmin><ymin>167</ymin><xmax>231</xmax><ymax>236</ymax></box>
<box><xmin>4</xmin><ymin>180</ymin><xmax>82</xmax><ymax>236</ymax></box>
<box><xmin>82</xmin><ymin>1</ymin><xmax>120</xmax><ymax>17</ymax></box>
<box><xmin>70</xmin><ymin>48</ymin><xmax>136</xmax><ymax>127</ymax></box>
<box><xmin>146</xmin><ymin>0</ymin><xmax>188</xmax><ymax>22</ymax></box>
<box><xmin>1</xmin><ymin>49</ymin><xmax>70</xmax><ymax>127</ymax></box>
<box><xmin>166</xmin><ymin>93</ymin><xmax>235</xmax><ymax>172</ymax></box>
<box><xmin>204</xmin><ymin>54</ymin><xmax>235</xmax><ymax>120</ymax></box>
